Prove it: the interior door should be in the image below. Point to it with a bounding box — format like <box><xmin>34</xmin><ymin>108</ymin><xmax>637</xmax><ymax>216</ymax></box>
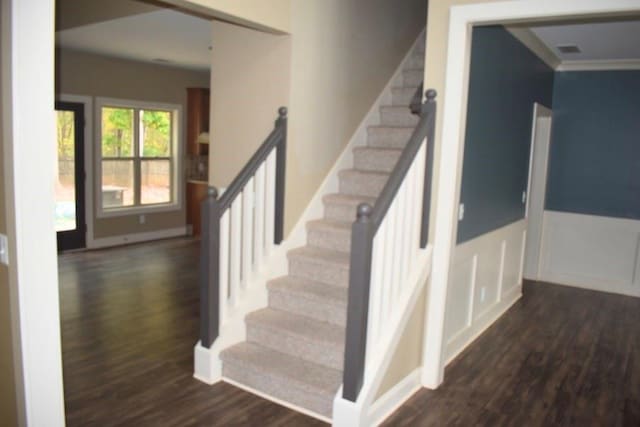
<box><xmin>55</xmin><ymin>101</ymin><xmax>86</xmax><ymax>251</ymax></box>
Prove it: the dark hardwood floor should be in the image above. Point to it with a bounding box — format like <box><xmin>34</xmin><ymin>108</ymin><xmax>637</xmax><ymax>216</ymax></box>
<box><xmin>384</xmin><ymin>281</ymin><xmax>640</xmax><ymax>427</ymax></box>
<box><xmin>59</xmin><ymin>239</ymin><xmax>640</xmax><ymax>426</ymax></box>
<box><xmin>58</xmin><ymin>238</ymin><xmax>324</xmax><ymax>427</ymax></box>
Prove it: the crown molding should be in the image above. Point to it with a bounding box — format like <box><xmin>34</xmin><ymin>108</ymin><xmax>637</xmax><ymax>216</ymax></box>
<box><xmin>506</xmin><ymin>26</ymin><xmax>562</xmax><ymax>70</ymax></box>
<box><xmin>556</xmin><ymin>59</ymin><xmax>640</xmax><ymax>71</ymax></box>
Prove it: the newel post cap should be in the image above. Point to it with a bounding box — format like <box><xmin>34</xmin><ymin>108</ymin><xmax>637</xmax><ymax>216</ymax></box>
<box><xmin>356</xmin><ymin>203</ymin><xmax>373</xmax><ymax>221</ymax></box>
<box><xmin>425</xmin><ymin>89</ymin><xmax>437</xmax><ymax>102</ymax></box>
<box><xmin>278</xmin><ymin>107</ymin><xmax>288</xmax><ymax>118</ymax></box>
<box><xmin>207</xmin><ymin>186</ymin><xmax>219</xmax><ymax>199</ymax></box>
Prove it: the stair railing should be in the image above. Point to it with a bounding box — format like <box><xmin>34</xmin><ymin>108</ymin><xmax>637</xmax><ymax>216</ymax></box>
<box><xmin>199</xmin><ymin>107</ymin><xmax>288</xmax><ymax>349</ymax></box>
<box><xmin>342</xmin><ymin>90</ymin><xmax>437</xmax><ymax>402</ymax></box>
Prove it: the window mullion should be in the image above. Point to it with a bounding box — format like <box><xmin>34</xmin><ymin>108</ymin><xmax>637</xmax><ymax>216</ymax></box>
<box><xmin>134</xmin><ymin>109</ymin><xmax>141</xmax><ymax>206</ymax></box>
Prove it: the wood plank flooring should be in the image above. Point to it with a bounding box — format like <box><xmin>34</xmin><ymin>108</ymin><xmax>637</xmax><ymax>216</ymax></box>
<box><xmin>59</xmin><ymin>239</ymin><xmax>640</xmax><ymax>426</ymax></box>
<box><xmin>58</xmin><ymin>238</ymin><xmax>324</xmax><ymax>426</ymax></box>
<box><xmin>383</xmin><ymin>281</ymin><xmax>640</xmax><ymax>426</ymax></box>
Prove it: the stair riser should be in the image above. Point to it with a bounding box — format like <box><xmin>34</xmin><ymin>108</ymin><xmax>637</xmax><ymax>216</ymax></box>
<box><xmin>354</xmin><ymin>150</ymin><xmax>401</xmax><ymax>173</ymax></box>
<box><xmin>247</xmin><ymin>323</ymin><xmax>344</xmax><ymax>371</ymax></box>
<box><xmin>339</xmin><ymin>173</ymin><xmax>388</xmax><ymax>198</ymax></box>
<box><xmin>308</xmin><ymin>226</ymin><xmax>351</xmax><ymax>253</ymax></box>
<box><xmin>268</xmin><ymin>290</ymin><xmax>347</xmax><ymax>327</ymax></box>
<box><xmin>289</xmin><ymin>256</ymin><xmax>349</xmax><ymax>287</ymax></box>
<box><xmin>222</xmin><ymin>361</ymin><xmax>333</xmax><ymax>418</ymax></box>
<box><xmin>380</xmin><ymin>108</ymin><xmax>419</xmax><ymax>127</ymax></box>
<box><xmin>324</xmin><ymin>202</ymin><xmax>358</xmax><ymax>223</ymax></box>
<box><xmin>367</xmin><ymin>128</ymin><xmax>413</xmax><ymax>149</ymax></box>
<box><xmin>403</xmin><ymin>69</ymin><xmax>423</xmax><ymax>87</ymax></box>
<box><xmin>392</xmin><ymin>87</ymin><xmax>419</xmax><ymax>106</ymax></box>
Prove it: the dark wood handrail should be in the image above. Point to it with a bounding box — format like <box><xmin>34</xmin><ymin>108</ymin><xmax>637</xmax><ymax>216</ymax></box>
<box><xmin>410</xmin><ymin>82</ymin><xmax>424</xmax><ymax>115</ymax></box>
<box><xmin>342</xmin><ymin>89</ymin><xmax>437</xmax><ymax>402</ymax></box>
<box><xmin>199</xmin><ymin>107</ymin><xmax>288</xmax><ymax>349</ymax></box>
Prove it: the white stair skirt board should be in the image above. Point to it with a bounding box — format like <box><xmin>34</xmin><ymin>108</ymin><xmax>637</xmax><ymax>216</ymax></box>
<box><xmin>443</xmin><ymin>220</ymin><xmax>526</xmax><ymax>364</ymax></box>
<box><xmin>538</xmin><ymin>211</ymin><xmax>640</xmax><ymax>298</ymax></box>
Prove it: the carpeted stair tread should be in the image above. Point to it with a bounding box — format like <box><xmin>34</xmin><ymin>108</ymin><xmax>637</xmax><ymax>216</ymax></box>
<box><xmin>246</xmin><ymin>308</ymin><xmax>345</xmax><ymax>370</ymax></box>
<box><xmin>267</xmin><ymin>276</ymin><xmax>348</xmax><ymax>326</ymax></box>
<box><xmin>353</xmin><ymin>146</ymin><xmax>403</xmax><ymax>173</ymax></box>
<box><xmin>287</xmin><ymin>246</ymin><xmax>350</xmax><ymax>287</ymax></box>
<box><xmin>323</xmin><ymin>193</ymin><xmax>377</xmax><ymax>223</ymax></box>
<box><xmin>307</xmin><ymin>219</ymin><xmax>352</xmax><ymax>253</ymax></box>
<box><xmin>339</xmin><ymin>169</ymin><xmax>390</xmax><ymax>198</ymax></box>
<box><xmin>221</xmin><ymin>342</ymin><xmax>341</xmax><ymax>418</ymax></box>
<box><xmin>380</xmin><ymin>105</ymin><xmax>420</xmax><ymax>127</ymax></box>
<box><xmin>367</xmin><ymin>126</ymin><xmax>415</xmax><ymax>149</ymax></box>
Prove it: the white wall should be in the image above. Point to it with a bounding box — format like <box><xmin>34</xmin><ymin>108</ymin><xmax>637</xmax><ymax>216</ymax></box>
<box><xmin>444</xmin><ymin>220</ymin><xmax>526</xmax><ymax>363</ymax></box>
<box><xmin>538</xmin><ymin>211</ymin><xmax>640</xmax><ymax>298</ymax></box>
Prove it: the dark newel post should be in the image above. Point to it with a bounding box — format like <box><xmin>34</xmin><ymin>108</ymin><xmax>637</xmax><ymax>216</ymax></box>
<box><xmin>342</xmin><ymin>203</ymin><xmax>374</xmax><ymax>402</ymax></box>
<box><xmin>274</xmin><ymin>107</ymin><xmax>287</xmax><ymax>245</ymax></box>
<box><xmin>420</xmin><ymin>89</ymin><xmax>437</xmax><ymax>248</ymax></box>
<box><xmin>200</xmin><ymin>186</ymin><xmax>220</xmax><ymax>348</ymax></box>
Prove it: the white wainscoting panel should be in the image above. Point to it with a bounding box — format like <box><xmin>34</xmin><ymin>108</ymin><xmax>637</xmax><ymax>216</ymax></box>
<box><xmin>444</xmin><ymin>220</ymin><xmax>526</xmax><ymax>363</ymax></box>
<box><xmin>539</xmin><ymin>211</ymin><xmax>640</xmax><ymax>298</ymax></box>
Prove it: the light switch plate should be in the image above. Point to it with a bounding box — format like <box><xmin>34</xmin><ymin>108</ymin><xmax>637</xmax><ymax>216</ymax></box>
<box><xmin>0</xmin><ymin>234</ymin><xmax>8</xmax><ymax>266</ymax></box>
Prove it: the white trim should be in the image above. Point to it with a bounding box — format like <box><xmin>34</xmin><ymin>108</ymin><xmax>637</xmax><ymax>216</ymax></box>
<box><xmin>505</xmin><ymin>26</ymin><xmax>561</xmax><ymax>70</ymax></box>
<box><xmin>445</xmin><ymin>285</ymin><xmax>521</xmax><ymax>365</ymax></box>
<box><xmin>557</xmin><ymin>59</ymin><xmax>640</xmax><ymax>71</ymax></box>
<box><xmin>94</xmin><ymin>96</ymin><xmax>183</xmax><ymax>218</ymax></box>
<box><xmin>5</xmin><ymin>0</ymin><xmax>66</xmax><ymax>424</ymax></box>
<box><xmin>221</xmin><ymin>378</ymin><xmax>332</xmax><ymax>424</ymax></box>
<box><xmin>424</xmin><ymin>0</ymin><xmax>640</xmax><ymax>391</ymax></box>
<box><xmin>88</xmin><ymin>226</ymin><xmax>187</xmax><ymax>249</ymax></box>
<box><xmin>282</xmin><ymin>29</ymin><xmax>427</xmax><ymax>252</ymax></box>
<box><xmin>57</xmin><ymin>94</ymin><xmax>95</xmax><ymax>248</ymax></box>
<box><xmin>538</xmin><ymin>211</ymin><xmax>640</xmax><ymax>298</ymax></box>
<box><xmin>367</xmin><ymin>368</ymin><xmax>422</xmax><ymax>426</ymax></box>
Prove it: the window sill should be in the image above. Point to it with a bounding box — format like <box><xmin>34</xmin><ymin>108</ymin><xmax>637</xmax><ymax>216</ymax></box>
<box><xmin>96</xmin><ymin>202</ymin><xmax>181</xmax><ymax>219</ymax></box>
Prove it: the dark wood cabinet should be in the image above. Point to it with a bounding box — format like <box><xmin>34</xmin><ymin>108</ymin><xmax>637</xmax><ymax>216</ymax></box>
<box><xmin>186</xmin><ymin>88</ymin><xmax>210</xmax><ymax>237</ymax></box>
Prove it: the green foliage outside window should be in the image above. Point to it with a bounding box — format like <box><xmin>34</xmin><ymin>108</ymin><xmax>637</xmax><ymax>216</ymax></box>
<box><xmin>101</xmin><ymin>107</ymin><xmax>172</xmax><ymax>158</ymax></box>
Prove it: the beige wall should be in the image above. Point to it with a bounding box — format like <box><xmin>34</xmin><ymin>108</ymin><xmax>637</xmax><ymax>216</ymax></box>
<box><xmin>56</xmin><ymin>0</ymin><xmax>165</xmax><ymax>31</ymax></box>
<box><xmin>56</xmin><ymin>49</ymin><xmax>210</xmax><ymax>239</ymax></box>
<box><xmin>0</xmin><ymin>1</ymin><xmax>18</xmax><ymax>423</ymax></box>
<box><xmin>168</xmin><ymin>0</ymin><xmax>291</xmax><ymax>33</ymax></box>
<box><xmin>209</xmin><ymin>21</ymin><xmax>291</xmax><ymax>187</ymax></box>
<box><xmin>211</xmin><ymin>0</ymin><xmax>426</xmax><ymax>236</ymax></box>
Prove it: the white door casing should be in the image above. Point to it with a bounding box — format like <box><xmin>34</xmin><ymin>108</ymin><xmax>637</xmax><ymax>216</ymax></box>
<box><xmin>524</xmin><ymin>103</ymin><xmax>552</xmax><ymax>280</ymax></box>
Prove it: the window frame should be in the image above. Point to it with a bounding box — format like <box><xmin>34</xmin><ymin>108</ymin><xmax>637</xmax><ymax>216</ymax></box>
<box><xmin>95</xmin><ymin>97</ymin><xmax>183</xmax><ymax>218</ymax></box>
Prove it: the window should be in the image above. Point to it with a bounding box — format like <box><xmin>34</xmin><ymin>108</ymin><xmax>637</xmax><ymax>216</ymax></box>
<box><xmin>96</xmin><ymin>98</ymin><xmax>181</xmax><ymax>216</ymax></box>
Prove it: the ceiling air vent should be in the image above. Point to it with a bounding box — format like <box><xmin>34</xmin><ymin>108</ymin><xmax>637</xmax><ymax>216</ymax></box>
<box><xmin>556</xmin><ymin>44</ymin><xmax>581</xmax><ymax>54</ymax></box>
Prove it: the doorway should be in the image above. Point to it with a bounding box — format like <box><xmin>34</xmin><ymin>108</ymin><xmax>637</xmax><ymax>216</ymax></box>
<box><xmin>55</xmin><ymin>101</ymin><xmax>86</xmax><ymax>251</ymax></box>
<box><xmin>524</xmin><ymin>103</ymin><xmax>552</xmax><ymax>280</ymax></box>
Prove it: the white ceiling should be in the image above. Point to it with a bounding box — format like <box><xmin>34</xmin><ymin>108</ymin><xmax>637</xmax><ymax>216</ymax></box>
<box><xmin>530</xmin><ymin>20</ymin><xmax>640</xmax><ymax>62</ymax></box>
<box><xmin>56</xmin><ymin>10</ymin><xmax>212</xmax><ymax>71</ymax></box>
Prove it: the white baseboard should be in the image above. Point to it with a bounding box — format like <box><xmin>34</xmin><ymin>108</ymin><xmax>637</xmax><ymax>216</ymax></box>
<box><xmin>444</xmin><ymin>220</ymin><xmax>527</xmax><ymax>364</ymax></box>
<box><xmin>368</xmin><ymin>368</ymin><xmax>422</xmax><ymax>426</ymax></box>
<box><xmin>538</xmin><ymin>211</ymin><xmax>640</xmax><ymax>298</ymax></box>
<box><xmin>87</xmin><ymin>226</ymin><xmax>187</xmax><ymax>249</ymax></box>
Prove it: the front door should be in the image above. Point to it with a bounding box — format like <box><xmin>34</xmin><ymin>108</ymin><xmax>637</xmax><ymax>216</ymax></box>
<box><xmin>55</xmin><ymin>101</ymin><xmax>86</xmax><ymax>251</ymax></box>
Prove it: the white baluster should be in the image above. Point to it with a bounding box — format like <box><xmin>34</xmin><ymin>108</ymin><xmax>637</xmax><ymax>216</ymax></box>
<box><xmin>381</xmin><ymin>214</ymin><xmax>394</xmax><ymax>331</ymax></box>
<box><xmin>254</xmin><ymin>164</ymin><xmax>266</xmax><ymax>269</ymax></box>
<box><xmin>368</xmin><ymin>228</ymin><xmax>385</xmax><ymax>349</ymax></box>
<box><xmin>229</xmin><ymin>197</ymin><xmax>242</xmax><ymax>306</ymax></box>
<box><xmin>242</xmin><ymin>178</ymin><xmax>254</xmax><ymax>286</ymax></box>
<box><xmin>391</xmin><ymin>193</ymin><xmax>403</xmax><ymax>305</ymax></box>
<box><xmin>265</xmin><ymin>151</ymin><xmax>276</xmax><ymax>256</ymax></box>
<box><xmin>219</xmin><ymin>210</ymin><xmax>230</xmax><ymax>323</ymax></box>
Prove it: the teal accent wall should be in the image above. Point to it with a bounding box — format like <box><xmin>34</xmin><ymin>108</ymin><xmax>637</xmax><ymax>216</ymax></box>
<box><xmin>457</xmin><ymin>26</ymin><xmax>554</xmax><ymax>243</ymax></box>
<box><xmin>546</xmin><ymin>71</ymin><xmax>640</xmax><ymax>219</ymax></box>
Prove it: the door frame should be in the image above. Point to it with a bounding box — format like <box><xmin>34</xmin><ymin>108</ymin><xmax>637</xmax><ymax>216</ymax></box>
<box><xmin>524</xmin><ymin>103</ymin><xmax>552</xmax><ymax>280</ymax></box>
<box><xmin>55</xmin><ymin>100</ymin><xmax>86</xmax><ymax>250</ymax></box>
<box><xmin>423</xmin><ymin>0</ymin><xmax>640</xmax><ymax>389</ymax></box>
<box><xmin>58</xmin><ymin>94</ymin><xmax>94</xmax><ymax>248</ymax></box>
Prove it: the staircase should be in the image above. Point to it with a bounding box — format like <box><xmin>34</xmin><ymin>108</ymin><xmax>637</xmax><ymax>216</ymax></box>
<box><xmin>219</xmin><ymin>42</ymin><xmax>426</xmax><ymax>420</ymax></box>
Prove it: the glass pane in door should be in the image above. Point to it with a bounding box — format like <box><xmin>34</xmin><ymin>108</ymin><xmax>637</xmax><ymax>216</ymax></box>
<box><xmin>55</xmin><ymin>110</ymin><xmax>76</xmax><ymax>232</ymax></box>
